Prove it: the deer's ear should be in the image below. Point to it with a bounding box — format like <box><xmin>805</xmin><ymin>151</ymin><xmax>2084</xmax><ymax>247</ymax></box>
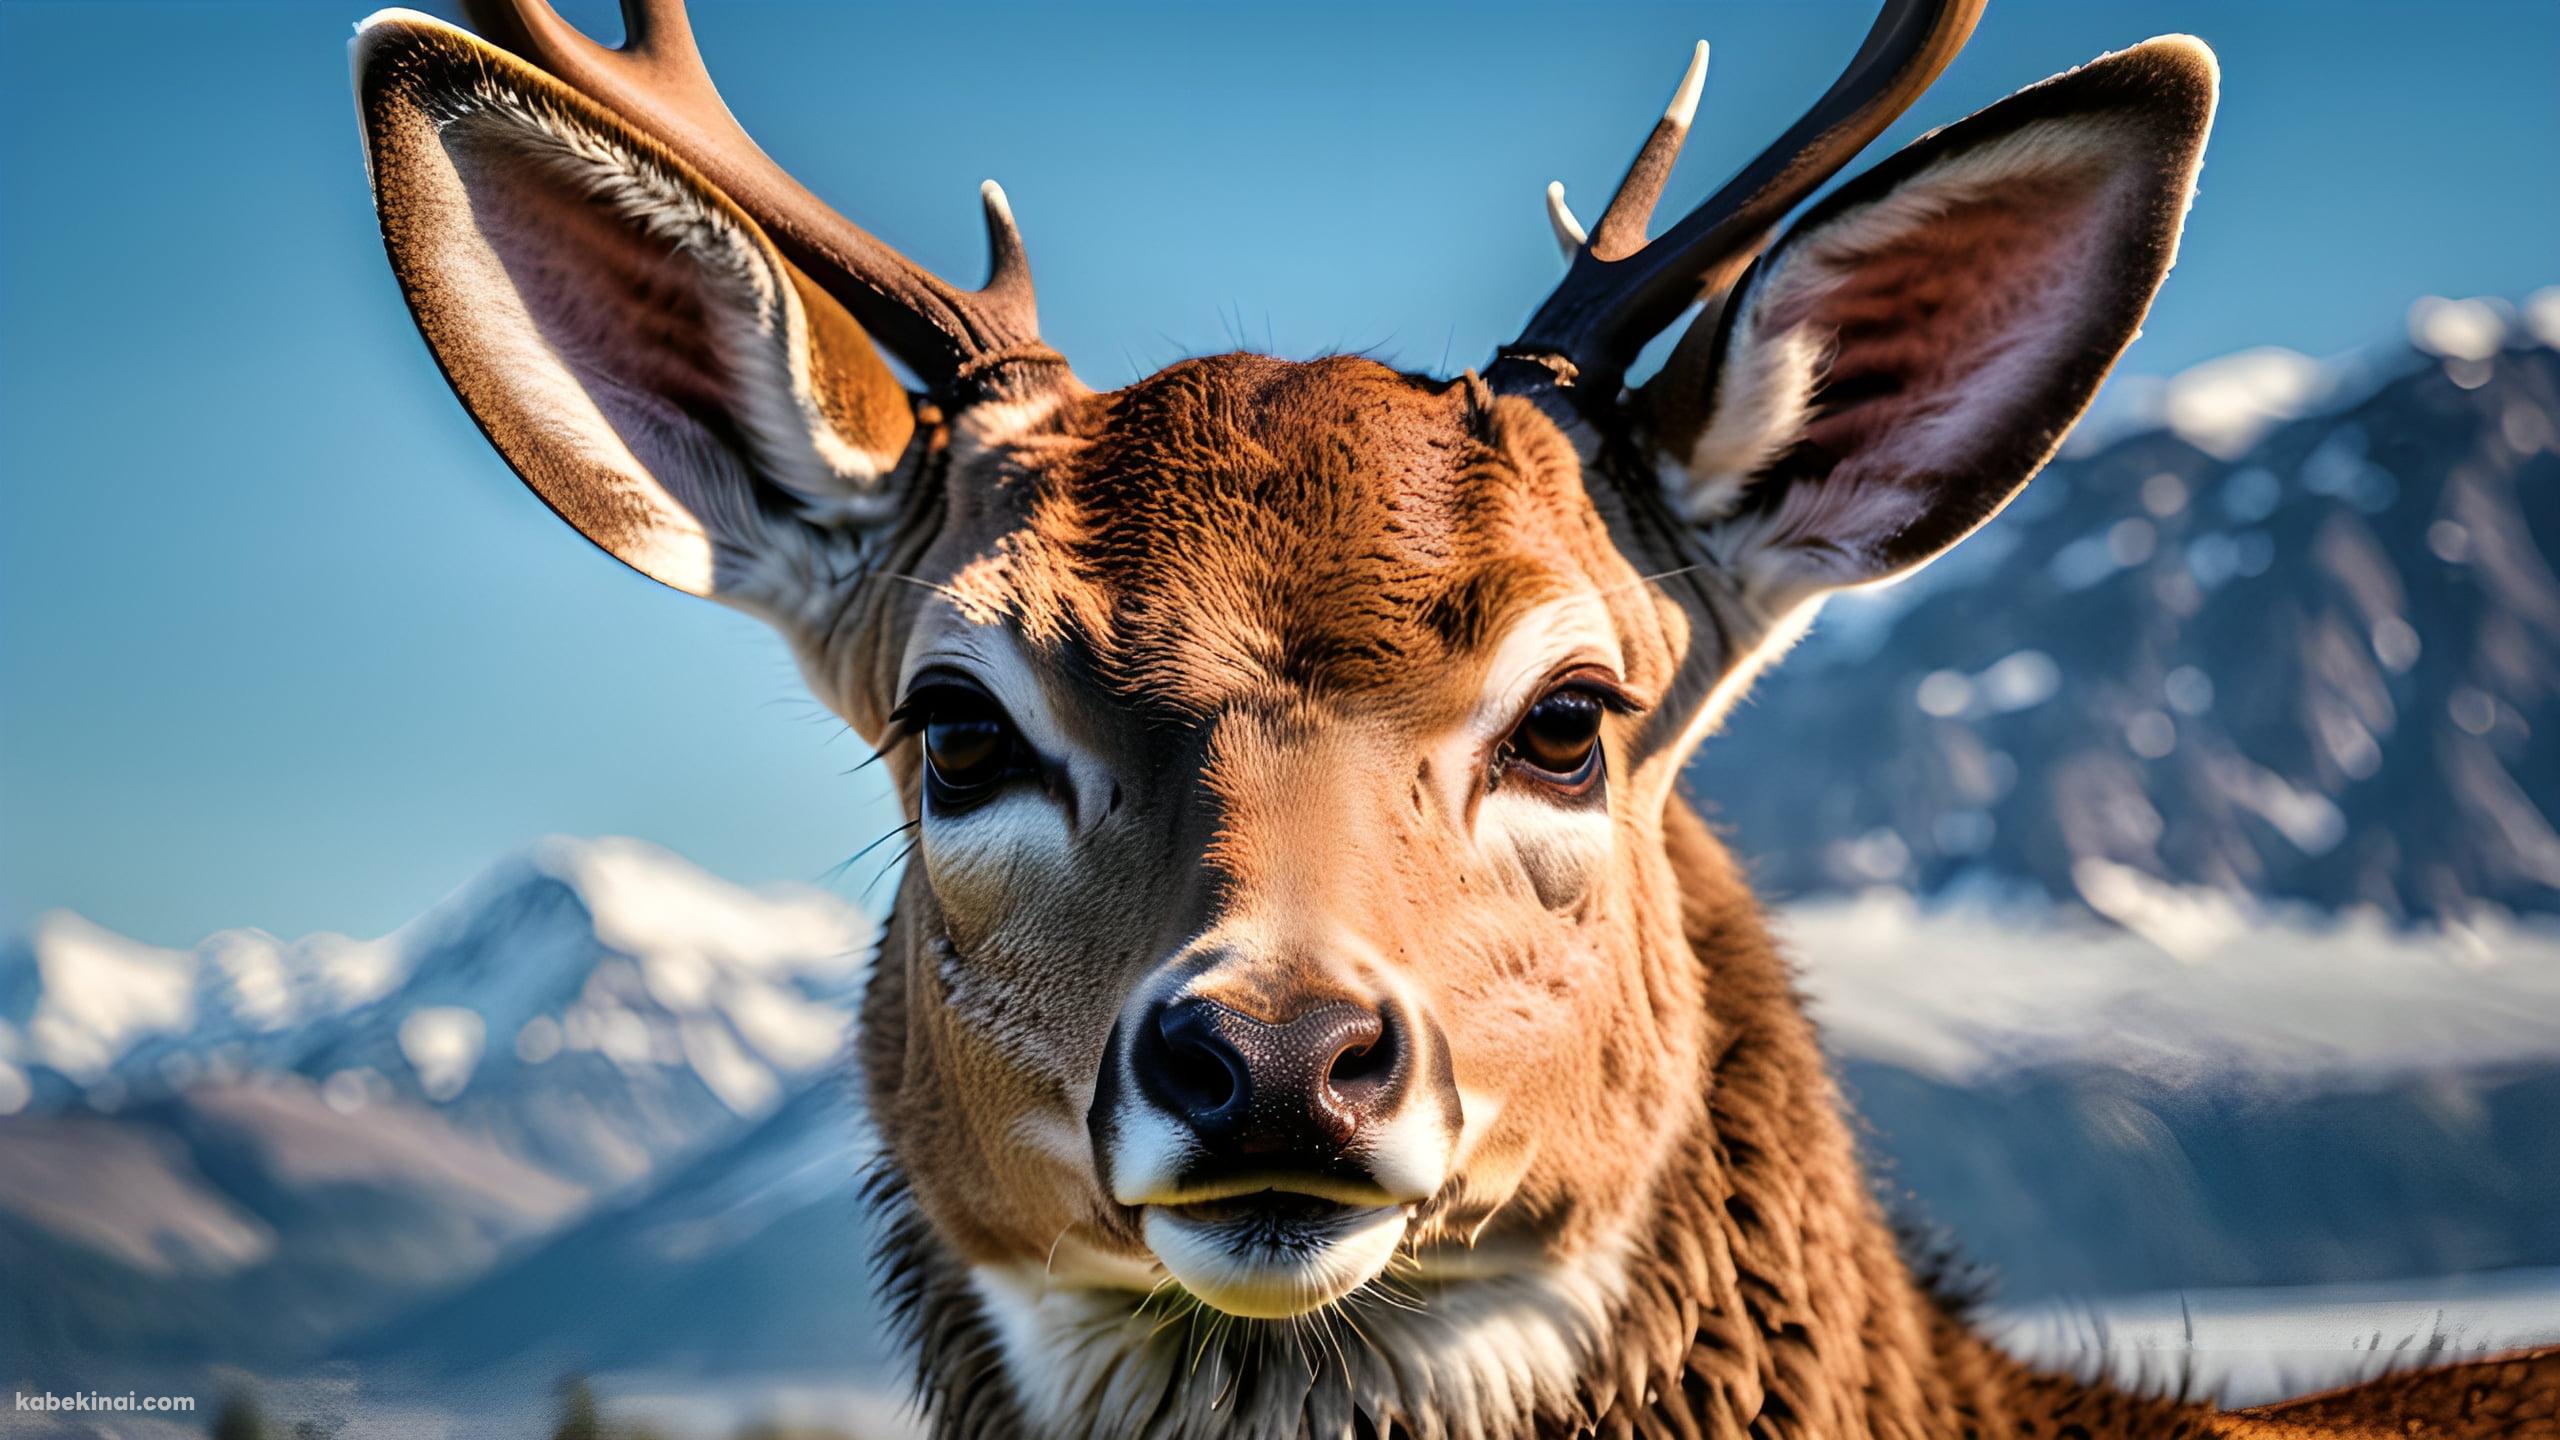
<box><xmin>1646</xmin><ymin>36</ymin><xmax>2216</xmax><ymax>619</ymax></box>
<box><xmin>354</xmin><ymin>13</ymin><xmax>916</xmax><ymax>620</ymax></box>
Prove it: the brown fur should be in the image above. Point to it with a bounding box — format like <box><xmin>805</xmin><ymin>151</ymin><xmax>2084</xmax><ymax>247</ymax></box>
<box><xmin>350</xmin><ymin>15</ymin><xmax>2560</xmax><ymax>1438</ymax></box>
<box><xmin>842</xmin><ymin>361</ymin><xmax>2560</xmax><ymax>1438</ymax></box>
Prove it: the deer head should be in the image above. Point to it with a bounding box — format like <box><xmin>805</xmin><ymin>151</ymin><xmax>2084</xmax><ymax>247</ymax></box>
<box><xmin>352</xmin><ymin>0</ymin><xmax>2214</xmax><ymax>1427</ymax></box>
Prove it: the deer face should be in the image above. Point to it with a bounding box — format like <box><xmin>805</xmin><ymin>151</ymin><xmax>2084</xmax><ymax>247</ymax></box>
<box><xmin>354</xmin><ymin>0</ymin><xmax>2212</xmax><ymax>1350</ymax></box>
<box><xmin>862</xmin><ymin>355</ymin><xmax>1713</xmax><ymax>1320</ymax></box>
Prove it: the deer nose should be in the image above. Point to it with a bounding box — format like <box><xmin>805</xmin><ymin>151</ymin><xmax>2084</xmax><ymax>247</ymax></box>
<box><xmin>1136</xmin><ymin>996</ymin><xmax>1406</xmax><ymax>1157</ymax></box>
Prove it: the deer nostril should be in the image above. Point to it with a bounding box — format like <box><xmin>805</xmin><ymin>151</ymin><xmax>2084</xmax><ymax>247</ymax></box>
<box><xmin>1145</xmin><ymin>998</ymin><xmax>1252</xmax><ymax>1129</ymax></box>
<box><xmin>1160</xmin><ymin>1029</ymin><xmax>1244</xmax><ymax>1119</ymax></box>
<box><xmin>1322</xmin><ymin>1009</ymin><xmax>1400</xmax><ymax>1114</ymax></box>
<box><xmin>1329</xmin><ymin>1040</ymin><xmax>1386</xmax><ymax>1084</ymax></box>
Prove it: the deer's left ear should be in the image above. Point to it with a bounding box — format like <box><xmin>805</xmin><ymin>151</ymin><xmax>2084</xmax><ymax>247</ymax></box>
<box><xmin>1645</xmin><ymin>36</ymin><xmax>2216</xmax><ymax>618</ymax></box>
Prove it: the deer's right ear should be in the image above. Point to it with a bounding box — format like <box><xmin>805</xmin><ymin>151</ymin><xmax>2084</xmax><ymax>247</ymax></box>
<box><xmin>353</xmin><ymin>12</ymin><xmax>917</xmax><ymax>621</ymax></box>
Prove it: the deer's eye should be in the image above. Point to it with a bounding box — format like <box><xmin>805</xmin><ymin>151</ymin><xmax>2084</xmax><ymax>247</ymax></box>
<box><xmin>1503</xmin><ymin>688</ymin><xmax>1606</xmax><ymax>791</ymax></box>
<box><xmin>910</xmin><ymin>685</ymin><xmax>1023</xmax><ymax>807</ymax></box>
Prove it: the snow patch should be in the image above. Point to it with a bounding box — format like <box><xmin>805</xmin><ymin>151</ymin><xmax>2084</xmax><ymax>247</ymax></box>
<box><xmin>27</xmin><ymin>911</ymin><xmax>195</xmax><ymax>1082</ymax></box>
<box><xmin>721</xmin><ymin>976</ymin><xmax>848</xmax><ymax>1071</ymax></box>
<box><xmin>680</xmin><ymin>1017</ymin><xmax>779</xmax><ymax>1116</ymax></box>
<box><xmin>322</xmin><ymin>1066</ymin><xmax>391</xmax><ymax>1114</ymax></box>
<box><xmin>1976</xmin><ymin>650</ymin><xmax>2061</xmax><ymax>713</ymax></box>
<box><xmin>2407</xmin><ymin>294</ymin><xmax>2509</xmax><ymax>362</ymax></box>
<box><xmin>302</xmin><ymin>930</ymin><xmax>406</xmax><ymax>1011</ymax></box>
<box><xmin>533</xmin><ymin>835</ymin><xmax>868</xmax><ymax>980</ymax></box>
<box><xmin>515</xmin><ymin>1014</ymin><xmax>563</xmax><ymax>1064</ymax></box>
<box><xmin>2527</xmin><ymin>286</ymin><xmax>2560</xmax><ymax>350</ymax></box>
<box><xmin>2070</xmin><ymin>858</ymin><xmax>2248</xmax><ymax>959</ymax></box>
<box><xmin>1786</xmin><ymin>891</ymin><xmax>2560</xmax><ymax>1090</ymax></box>
<box><xmin>2163</xmin><ymin>347</ymin><xmax>2330</xmax><ymax>460</ymax></box>
<box><xmin>200</xmin><ymin>931</ymin><xmax>298</xmax><ymax>1030</ymax></box>
<box><xmin>398</xmin><ymin>1006</ymin><xmax>487</xmax><ymax>1101</ymax></box>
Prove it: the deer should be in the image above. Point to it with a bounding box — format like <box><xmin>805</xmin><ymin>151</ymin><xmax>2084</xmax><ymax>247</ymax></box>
<box><xmin>348</xmin><ymin>1</ymin><xmax>2558</xmax><ymax>1435</ymax></box>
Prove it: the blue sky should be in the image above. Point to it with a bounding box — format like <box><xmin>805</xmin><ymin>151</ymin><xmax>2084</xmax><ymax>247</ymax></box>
<box><xmin>4</xmin><ymin>0</ymin><xmax>2555</xmax><ymax>946</ymax></box>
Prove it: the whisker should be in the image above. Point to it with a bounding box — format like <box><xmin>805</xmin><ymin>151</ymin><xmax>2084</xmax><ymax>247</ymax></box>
<box><xmin>880</xmin><ymin>570</ymin><xmax>974</xmax><ymax>609</ymax></box>
<box><xmin>1287</xmin><ymin>1313</ymin><xmax>1317</xmax><ymax>1379</ymax></box>
<box><xmin>861</xmin><ymin>837</ymin><xmax>923</xmax><ymax>903</ymax></box>
<box><xmin>1211</xmin><ymin>1315</ymin><xmax>1245</xmax><ymax>1408</ymax></box>
<box><xmin>1361</xmin><ymin>1277</ymin><xmax>1427</xmax><ymax>1315</ymax></box>
<box><xmin>821</xmin><ymin>819</ymin><xmax>919</xmax><ymax>885</ymax></box>
<box><xmin>1601</xmin><ymin>559</ymin><xmax>1716</xmax><ymax>599</ymax></box>
<box><xmin>1316</xmin><ymin>1305</ymin><xmax>1353</xmax><ymax>1377</ymax></box>
<box><xmin>1331</xmin><ymin>1295</ymin><xmax>1382</xmax><ymax>1359</ymax></box>
<box><xmin>1040</xmin><ymin>1221</ymin><xmax>1082</xmax><ymax>1297</ymax></box>
<box><xmin>1186</xmin><ymin>1306</ymin><xmax>1220</xmax><ymax>1378</ymax></box>
<box><xmin>1136</xmin><ymin>1275</ymin><xmax>1193</xmax><ymax>1337</ymax></box>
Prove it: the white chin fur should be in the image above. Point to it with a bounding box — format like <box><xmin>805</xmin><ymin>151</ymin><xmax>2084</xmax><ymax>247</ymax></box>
<box><xmin>1142</xmin><ymin>1204</ymin><xmax>1406</xmax><ymax>1320</ymax></box>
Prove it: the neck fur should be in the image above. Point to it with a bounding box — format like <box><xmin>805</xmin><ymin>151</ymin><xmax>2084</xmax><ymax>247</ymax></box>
<box><xmin>868</xmin><ymin>799</ymin><xmax>2225</xmax><ymax>1439</ymax></box>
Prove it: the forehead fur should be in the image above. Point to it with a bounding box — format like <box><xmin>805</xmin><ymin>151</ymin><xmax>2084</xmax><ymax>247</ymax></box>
<box><xmin>973</xmin><ymin>353</ymin><xmax>1613</xmax><ymax>722</ymax></box>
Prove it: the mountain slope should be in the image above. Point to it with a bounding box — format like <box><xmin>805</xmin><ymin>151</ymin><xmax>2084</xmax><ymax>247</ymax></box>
<box><xmin>339</xmin><ymin>1081</ymin><xmax>894</xmax><ymax>1384</ymax></box>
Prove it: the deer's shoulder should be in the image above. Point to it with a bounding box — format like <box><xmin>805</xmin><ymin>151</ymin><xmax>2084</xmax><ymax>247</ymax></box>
<box><xmin>2218</xmin><ymin>1345</ymin><xmax>2560</xmax><ymax>1440</ymax></box>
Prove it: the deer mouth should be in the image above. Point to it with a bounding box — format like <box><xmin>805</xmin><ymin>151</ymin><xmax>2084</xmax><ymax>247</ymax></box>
<box><xmin>1142</xmin><ymin>1190</ymin><xmax>1408</xmax><ymax>1320</ymax></box>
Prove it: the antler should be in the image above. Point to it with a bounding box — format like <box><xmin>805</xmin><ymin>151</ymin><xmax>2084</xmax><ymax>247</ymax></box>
<box><xmin>461</xmin><ymin>0</ymin><xmax>1053</xmax><ymax>397</ymax></box>
<box><xmin>1492</xmin><ymin>0</ymin><xmax>1985</xmax><ymax>401</ymax></box>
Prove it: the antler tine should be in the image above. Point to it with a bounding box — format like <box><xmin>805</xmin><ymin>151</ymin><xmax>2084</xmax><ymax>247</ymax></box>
<box><xmin>459</xmin><ymin>0</ymin><xmax>1053</xmax><ymax>397</ymax></box>
<box><xmin>1586</xmin><ymin>42</ymin><xmax>1708</xmax><ymax>262</ymax></box>
<box><xmin>1495</xmin><ymin>0</ymin><xmax>1984</xmax><ymax>400</ymax></box>
<box><xmin>977</xmin><ymin>179</ymin><xmax>1034</xmax><ymax>305</ymax></box>
<box><xmin>1545</xmin><ymin>182</ymin><xmax>1588</xmax><ymax>261</ymax></box>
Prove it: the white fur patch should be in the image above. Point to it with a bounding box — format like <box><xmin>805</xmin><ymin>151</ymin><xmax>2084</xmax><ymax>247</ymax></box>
<box><xmin>1468</xmin><ymin>594</ymin><xmax>1624</xmax><ymax>732</ymax></box>
<box><xmin>967</xmin><ymin>1236</ymin><xmax>1635</xmax><ymax>1439</ymax></box>
<box><xmin>897</xmin><ymin>616</ymin><xmax>1121</xmax><ymax>963</ymax></box>
<box><xmin>1672</xmin><ymin>320</ymin><xmax>1828</xmax><ymax>525</ymax></box>
<box><xmin>1478</xmin><ymin>787</ymin><xmax>1613</xmax><ymax>911</ymax></box>
<box><xmin>951</xmin><ymin>388</ymin><xmax>1073</xmax><ymax>465</ymax></box>
<box><xmin>1103</xmin><ymin>1102</ymin><xmax>1199</xmax><ymax>1209</ymax></box>
<box><xmin>1429</xmin><ymin>592</ymin><xmax>1625</xmax><ymax>904</ymax></box>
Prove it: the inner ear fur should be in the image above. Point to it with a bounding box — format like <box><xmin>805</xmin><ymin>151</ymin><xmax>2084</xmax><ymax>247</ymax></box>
<box><xmin>1643</xmin><ymin>36</ymin><xmax>2218</xmax><ymax>599</ymax></box>
<box><xmin>354</xmin><ymin>13</ymin><xmax>917</xmax><ymax>608</ymax></box>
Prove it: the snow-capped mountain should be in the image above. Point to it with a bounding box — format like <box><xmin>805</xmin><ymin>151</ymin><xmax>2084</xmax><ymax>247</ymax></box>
<box><xmin>0</xmin><ymin>837</ymin><xmax>870</xmax><ymax>1188</ymax></box>
<box><xmin>0</xmin><ymin>839</ymin><xmax>875</xmax><ymax>1370</ymax></box>
<box><xmin>1703</xmin><ymin>291</ymin><xmax>2560</xmax><ymax>927</ymax></box>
